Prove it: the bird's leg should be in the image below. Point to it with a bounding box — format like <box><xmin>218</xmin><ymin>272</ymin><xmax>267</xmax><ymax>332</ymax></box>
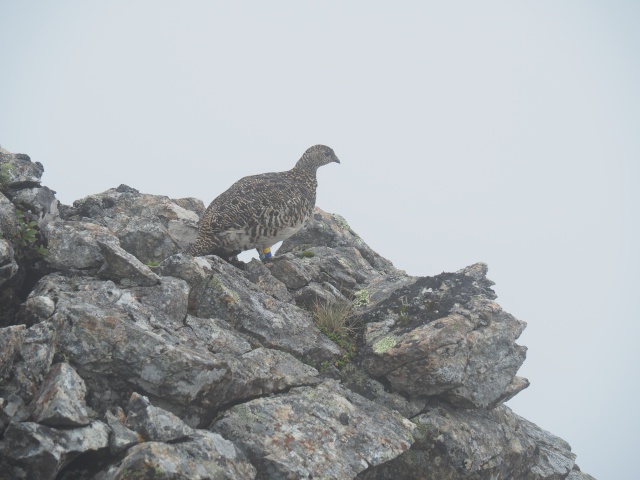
<box><xmin>258</xmin><ymin>246</ymin><xmax>273</xmax><ymax>263</ymax></box>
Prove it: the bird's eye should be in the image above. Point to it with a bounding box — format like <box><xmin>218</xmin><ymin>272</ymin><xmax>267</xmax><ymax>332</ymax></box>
<box><xmin>324</xmin><ymin>151</ymin><xmax>332</xmax><ymax>157</ymax></box>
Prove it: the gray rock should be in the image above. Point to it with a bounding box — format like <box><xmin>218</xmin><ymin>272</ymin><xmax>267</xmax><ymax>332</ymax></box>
<box><xmin>0</xmin><ymin>193</ymin><xmax>18</xmax><ymax>239</ymax></box>
<box><xmin>360</xmin><ymin>263</ymin><xmax>528</xmax><ymax>408</ymax></box>
<box><xmin>23</xmin><ymin>295</ymin><xmax>56</xmax><ymax>325</ymax></box>
<box><xmin>279</xmin><ymin>207</ymin><xmax>398</xmax><ymax>274</ymax></box>
<box><xmin>31</xmin><ymin>272</ymin><xmax>319</xmax><ymax>426</ymax></box>
<box><xmin>197</xmin><ymin>256</ymin><xmax>342</xmax><ymax>362</ymax></box>
<box><xmin>105</xmin><ymin>407</ymin><xmax>140</xmax><ymax>454</ymax></box>
<box><xmin>244</xmin><ymin>258</ymin><xmax>292</xmax><ymax>302</ymax></box>
<box><xmin>212</xmin><ymin>380</ymin><xmax>416</xmax><ymax>479</ymax></box>
<box><xmin>0</xmin><ymin>324</ymin><xmax>25</xmax><ymax>382</ymax></box>
<box><xmin>0</xmin><ymin>151</ymin><xmax>44</xmax><ymax>186</ymax></box>
<box><xmin>67</xmin><ymin>188</ymin><xmax>200</xmax><ymax>264</ymax></box>
<box><xmin>0</xmin><ymin>321</ymin><xmax>56</xmax><ymax>405</ymax></box>
<box><xmin>44</xmin><ymin>220</ymin><xmax>119</xmax><ymax>270</ymax></box>
<box><xmin>94</xmin><ymin>430</ymin><xmax>257</xmax><ymax>480</ymax></box>
<box><xmin>9</xmin><ymin>185</ymin><xmax>59</xmax><ymax>228</ymax></box>
<box><xmin>125</xmin><ymin>392</ymin><xmax>194</xmax><ymax>442</ymax></box>
<box><xmin>183</xmin><ymin>314</ymin><xmax>255</xmax><ymax>355</ymax></box>
<box><xmin>568</xmin><ymin>465</ymin><xmax>597</xmax><ymax>480</ymax></box>
<box><xmin>0</xmin><ymin>239</ymin><xmax>18</xmax><ymax>288</ymax></box>
<box><xmin>0</xmin><ymin>420</ymin><xmax>109</xmax><ymax>480</ymax></box>
<box><xmin>96</xmin><ymin>239</ymin><xmax>161</xmax><ymax>286</ymax></box>
<box><xmin>0</xmin><ymin>394</ymin><xmax>30</xmax><ymax>434</ymax></box>
<box><xmin>160</xmin><ymin>253</ymin><xmax>342</xmax><ymax>363</ymax></box>
<box><xmin>358</xmin><ymin>401</ymin><xmax>578</xmax><ymax>480</ymax></box>
<box><xmin>30</xmin><ymin>362</ymin><xmax>90</xmax><ymax>427</ymax></box>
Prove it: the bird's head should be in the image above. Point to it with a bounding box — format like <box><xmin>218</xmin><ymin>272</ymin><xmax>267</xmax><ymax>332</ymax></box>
<box><xmin>294</xmin><ymin>145</ymin><xmax>341</xmax><ymax>172</ymax></box>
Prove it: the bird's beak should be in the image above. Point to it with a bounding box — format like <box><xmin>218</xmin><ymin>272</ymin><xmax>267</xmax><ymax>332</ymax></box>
<box><xmin>334</xmin><ymin>157</ymin><xmax>341</xmax><ymax>164</ymax></box>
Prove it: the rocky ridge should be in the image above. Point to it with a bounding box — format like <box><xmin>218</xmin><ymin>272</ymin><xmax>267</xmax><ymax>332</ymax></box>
<box><xmin>0</xmin><ymin>147</ymin><xmax>595</xmax><ymax>479</ymax></box>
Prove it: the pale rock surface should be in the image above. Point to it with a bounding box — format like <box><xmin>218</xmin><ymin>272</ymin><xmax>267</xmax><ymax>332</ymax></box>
<box><xmin>30</xmin><ymin>362</ymin><xmax>90</xmax><ymax>426</ymax></box>
<box><xmin>94</xmin><ymin>430</ymin><xmax>257</xmax><ymax>480</ymax></box>
<box><xmin>0</xmin><ymin>420</ymin><xmax>109</xmax><ymax>480</ymax></box>
<box><xmin>212</xmin><ymin>380</ymin><xmax>416</xmax><ymax>479</ymax></box>
<box><xmin>125</xmin><ymin>392</ymin><xmax>194</xmax><ymax>442</ymax></box>
<box><xmin>96</xmin><ymin>239</ymin><xmax>161</xmax><ymax>286</ymax></box>
<box><xmin>358</xmin><ymin>400</ymin><xmax>581</xmax><ymax>480</ymax></box>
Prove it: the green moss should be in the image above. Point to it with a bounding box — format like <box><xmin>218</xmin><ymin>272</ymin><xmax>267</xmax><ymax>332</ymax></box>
<box><xmin>372</xmin><ymin>336</ymin><xmax>397</xmax><ymax>354</ymax></box>
<box><xmin>353</xmin><ymin>289</ymin><xmax>370</xmax><ymax>307</ymax></box>
<box><xmin>331</xmin><ymin>213</ymin><xmax>350</xmax><ymax>230</ymax></box>
<box><xmin>301</xmin><ymin>250</ymin><xmax>315</xmax><ymax>258</ymax></box>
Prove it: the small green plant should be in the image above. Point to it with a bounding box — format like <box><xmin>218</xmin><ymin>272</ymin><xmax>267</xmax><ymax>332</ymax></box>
<box><xmin>301</xmin><ymin>250</ymin><xmax>315</xmax><ymax>258</ymax></box>
<box><xmin>313</xmin><ymin>299</ymin><xmax>356</xmax><ymax>347</ymax></box>
<box><xmin>3</xmin><ymin>209</ymin><xmax>48</xmax><ymax>259</ymax></box>
<box><xmin>353</xmin><ymin>289</ymin><xmax>370</xmax><ymax>307</ymax></box>
<box><xmin>314</xmin><ymin>298</ymin><xmax>358</xmax><ymax>370</ymax></box>
<box><xmin>14</xmin><ymin>210</ymin><xmax>38</xmax><ymax>247</ymax></box>
<box><xmin>146</xmin><ymin>260</ymin><xmax>161</xmax><ymax>267</ymax></box>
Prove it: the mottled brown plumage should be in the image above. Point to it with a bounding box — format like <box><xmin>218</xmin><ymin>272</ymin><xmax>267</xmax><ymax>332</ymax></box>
<box><xmin>188</xmin><ymin>145</ymin><xmax>340</xmax><ymax>261</ymax></box>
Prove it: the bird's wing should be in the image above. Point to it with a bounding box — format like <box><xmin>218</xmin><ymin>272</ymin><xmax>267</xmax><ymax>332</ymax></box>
<box><xmin>201</xmin><ymin>172</ymin><xmax>296</xmax><ymax>232</ymax></box>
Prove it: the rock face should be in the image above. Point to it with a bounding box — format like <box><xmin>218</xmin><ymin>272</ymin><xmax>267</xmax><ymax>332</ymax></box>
<box><xmin>0</xmin><ymin>145</ymin><xmax>595</xmax><ymax>479</ymax></box>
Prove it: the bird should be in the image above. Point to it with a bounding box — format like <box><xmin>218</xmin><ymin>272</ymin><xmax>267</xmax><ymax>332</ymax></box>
<box><xmin>188</xmin><ymin>145</ymin><xmax>340</xmax><ymax>265</ymax></box>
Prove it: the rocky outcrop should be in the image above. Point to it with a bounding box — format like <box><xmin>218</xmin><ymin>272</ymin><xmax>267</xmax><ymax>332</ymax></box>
<box><xmin>0</xmin><ymin>146</ymin><xmax>595</xmax><ymax>479</ymax></box>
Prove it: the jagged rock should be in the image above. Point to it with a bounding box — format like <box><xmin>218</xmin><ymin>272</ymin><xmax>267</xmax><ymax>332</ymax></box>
<box><xmin>0</xmin><ymin>195</ymin><xmax>19</xmax><ymax>288</ymax></box>
<box><xmin>125</xmin><ymin>392</ymin><xmax>194</xmax><ymax>442</ymax></box>
<box><xmin>0</xmin><ymin>321</ymin><xmax>56</xmax><ymax>405</ymax></box>
<box><xmin>94</xmin><ymin>430</ymin><xmax>257</xmax><ymax>480</ymax></box>
<box><xmin>0</xmin><ymin>324</ymin><xmax>24</xmax><ymax>382</ymax></box>
<box><xmin>105</xmin><ymin>407</ymin><xmax>140</xmax><ymax>454</ymax></box>
<box><xmin>63</xmin><ymin>187</ymin><xmax>201</xmax><ymax>264</ymax></box>
<box><xmin>9</xmin><ymin>185</ymin><xmax>59</xmax><ymax>228</ymax></box>
<box><xmin>278</xmin><ymin>208</ymin><xmax>398</xmax><ymax>274</ymax></box>
<box><xmin>159</xmin><ymin>253</ymin><xmax>343</xmax><ymax>363</ymax></box>
<box><xmin>96</xmin><ymin>239</ymin><xmax>161</xmax><ymax>286</ymax></box>
<box><xmin>0</xmin><ymin>239</ymin><xmax>18</xmax><ymax>288</ymax></box>
<box><xmin>244</xmin><ymin>258</ymin><xmax>292</xmax><ymax>302</ymax></box>
<box><xmin>30</xmin><ymin>362</ymin><xmax>90</xmax><ymax>427</ymax></box>
<box><xmin>0</xmin><ymin>151</ymin><xmax>44</xmax><ymax>187</ymax></box>
<box><xmin>268</xmin><ymin>252</ymin><xmax>316</xmax><ymax>289</ymax></box>
<box><xmin>568</xmin><ymin>466</ymin><xmax>597</xmax><ymax>480</ymax></box>
<box><xmin>23</xmin><ymin>295</ymin><xmax>56</xmax><ymax>325</ymax></box>
<box><xmin>19</xmin><ymin>271</ymin><xmax>318</xmax><ymax>426</ymax></box>
<box><xmin>0</xmin><ymin>394</ymin><xmax>30</xmax><ymax>434</ymax></box>
<box><xmin>44</xmin><ymin>220</ymin><xmax>119</xmax><ymax>270</ymax></box>
<box><xmin>0</xmin><ymin>420</ymin><xmax>109</xmax><ymax>480</ymax></box>
<box><xmin>183</xmin><ymin>314</ymin><xmax>255</xmax><ymax>355</ymax></box>
<box><xmin>358</xmin><ymin>401</ymin><xmax>578</xmax><ymax>480</ymax></box>
<box><xmin>212</xmin><ymin>380</ymin><xmax>416</xmax><ymax>479</ymax></box>
<box><xmin>360</xmin><ymin>263</ymin><xmax>528</xmax><ymax>408</ymax></box>
<box><xmin>0</xmin><ymin>193</ymin><xmax>18</xmax><ymax>238</ymax></box>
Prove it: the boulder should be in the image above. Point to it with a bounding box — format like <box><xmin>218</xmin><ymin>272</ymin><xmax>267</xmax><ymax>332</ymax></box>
<box><xmin>359</xmin><ymin>263</ymin><xmax>528</xmax><ymax>408</ymax></box>
<box><xmin>93</xmin><ymin>430</ymin><xmax>257</xmax><ymax>480</ymax></box>
<box><xmin>30</xmin><ymin>362</ymin><xmax>90</xmax><ymax>427</ymax></box>
<box><xmin>0</xmin><ymin>420</ymin><xmax>109</xmax><ymax>480</ymax></box>
<box><xmin>125</xmin><ymin>392</ymin><xmax>193</xmax><ymax>442</ymax></box>
<box><xmin>212</xmin><ymin>380</ymin><xmax>416</xmax><ymax>479</ymax></box>
<box><xmin>358</xmin><ymin>401</ymin><xmax>580</xmax><ymax>480</ymax></box>
<box><xmin>62</xmin><ymin>185</ymin><xmax>201</xmax><ymax>264</ymax></box>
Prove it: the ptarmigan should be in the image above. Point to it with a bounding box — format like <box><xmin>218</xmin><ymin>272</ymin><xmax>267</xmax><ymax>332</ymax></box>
<box><xmin>188</xmin><ymin>145</ymin><xmax>340</xmax><ymax>263</ymax></box>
